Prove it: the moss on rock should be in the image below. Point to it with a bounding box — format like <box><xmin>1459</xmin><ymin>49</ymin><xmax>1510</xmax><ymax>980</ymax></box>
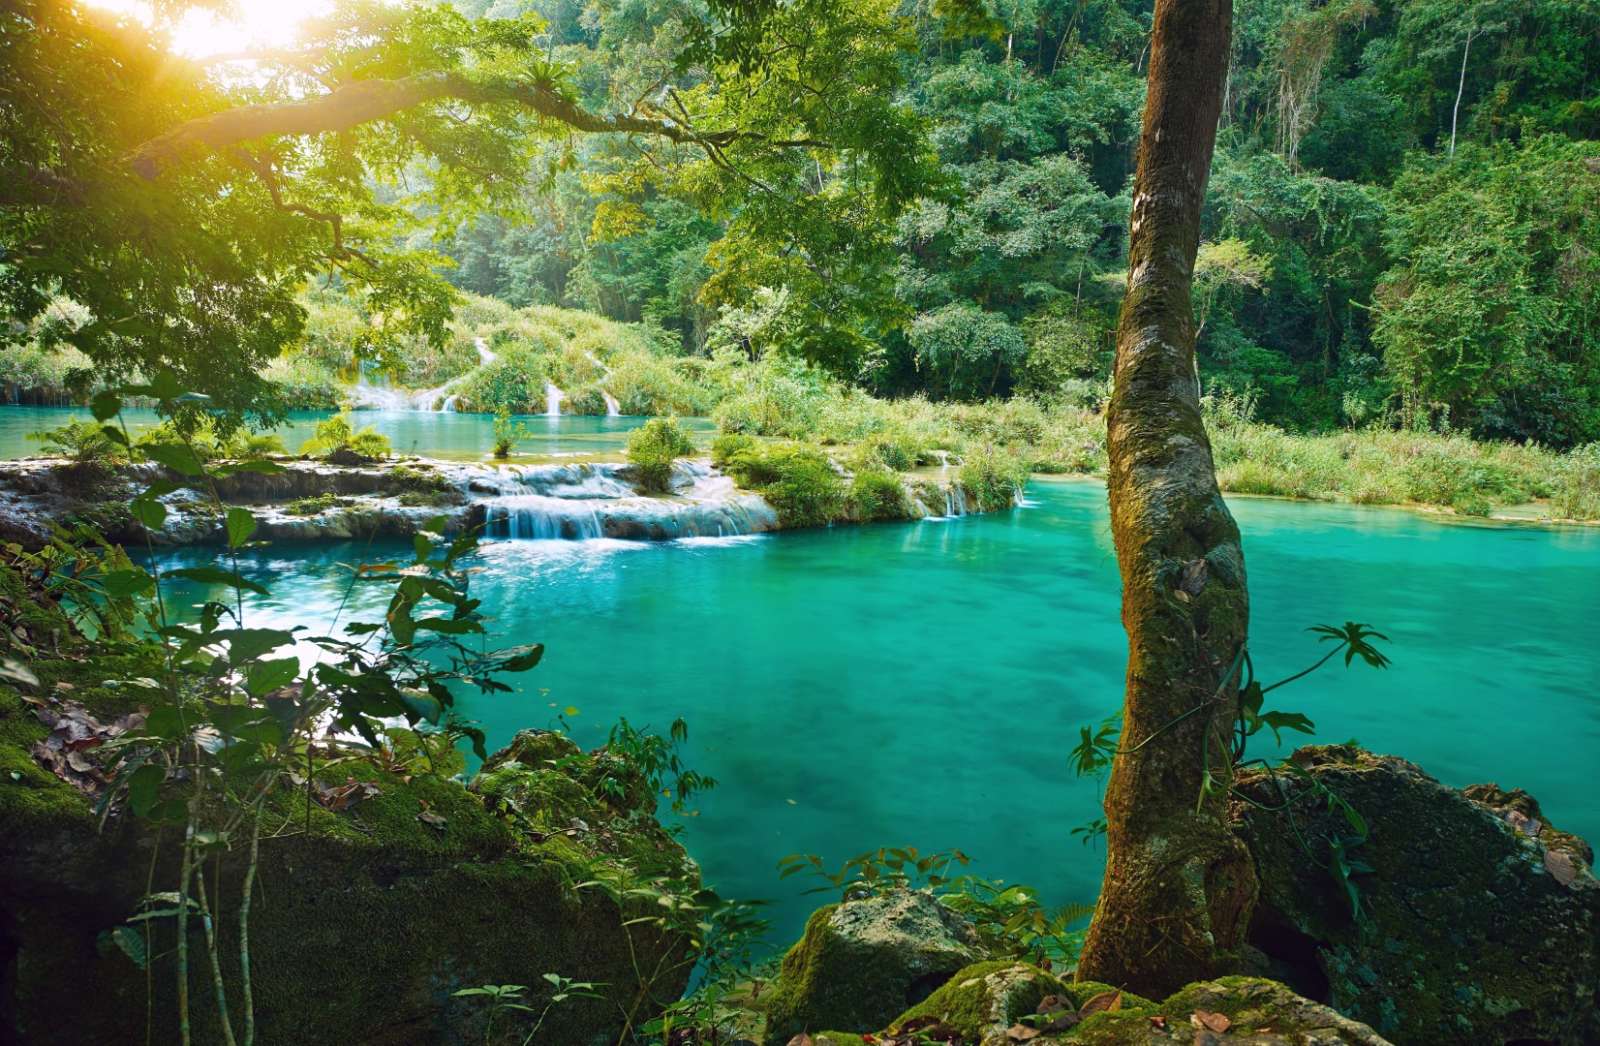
<box><xmin>888</xmin><ymin>960</ymin><xmax>1085</xmax><ymax>1045</ymax></box>
<box><xmin>762</xmin><ymin>890</ymin><xmax>988</xmax><ymax>1044</ymax></box>
<box><xmin>1232</xmin><ymin>745</ymin><xmax>1600</xmax><ymax>1044</ymax></box>
<box><xmin>1061</xmin><ymin>976</ymin><xmax>1389</xmax><ymax>1045</ymax></box>
<box><xmin>0</xmin><ymin>576</ymin><xmax>698</xmax><ymax>1045</ymax></box>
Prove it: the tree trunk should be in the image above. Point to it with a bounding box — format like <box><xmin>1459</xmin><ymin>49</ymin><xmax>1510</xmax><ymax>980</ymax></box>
<box><xmin>1075</xmin><ymin>0</ymin><xmax>1255</xmax><ymax>998</ymax></box>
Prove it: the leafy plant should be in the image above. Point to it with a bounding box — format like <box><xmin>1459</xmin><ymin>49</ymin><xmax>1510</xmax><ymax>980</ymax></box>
<box><xmin>491</xmin><ymin>406</ymin><xmax>532</xmax><ymax>459</ymax></box>
<box><xmin>11</xmin><ymin>378</ymin><xmax>546</xmax><ymax>1046</ymax></box>
<box><xmin>1070</xmin><ymin>621</ymin><xmax>1392</xmax><ymax>918</ymax></box>
<box><xmin>29</xmin><ymin>418</ymin><xmax>126</xmax><ymax>466</ymax></box>
<box><xmin>298</xmin><ymin>411</ymin><xmax>391</xmax><ymax>459</ymax></box>
<box><xmin>452</xmin><ymin>974</ymin><xmax>605</xmax><ymax>1045</ymax></box>
<box><xmin>626</xmin><ymin>417</ymin><xmax>696</xmax><ymax>493</ymax></box>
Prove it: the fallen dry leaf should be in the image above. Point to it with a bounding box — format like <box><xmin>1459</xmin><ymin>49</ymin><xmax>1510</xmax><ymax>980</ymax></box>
<box><xmin>1004</xmin><ymin>1024</ymin><xmax>1040</xmax><ymax>1042</ymax></box>
<box><xmin>1544</xmin><ymin>848</ymin><xmax>1579</xmax><ymax>887</ymax></box>
<box><xmin>1148</xmin><ymin>1015</ymin><xmax>1168</xmax><ymax>1029</ymax></box>
<box><xmin>786</xmin><ymin>1036</ymin><xmax>814</xmax><ymax>1046</ymax></box>
<box><xmin>316</xmin><ymin>777</ymin><xmax>380</xmax><ymax>812</ymax></box>
<box><xmin>1079</xmin><ymin>990</ymin><xmax>1123</xmax><ymax>1016</ymax></box>
<box><xmin>1191</xmin><ymin>1010</ymin><xmax>1232</xmax><ymax>1034</ymax></box>
<box><xmin>416</xmin><ymin>798</ymin><xmax>447</xmax><ymax>830</ymax></box>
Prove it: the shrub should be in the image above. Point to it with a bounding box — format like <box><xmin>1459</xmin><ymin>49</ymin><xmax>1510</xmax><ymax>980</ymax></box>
<box><xmin>491</xmin><ymin>408</ymin><xmax>531</xmax><ymax>459</ymax></box>
<box><xmin>453</xmin><ymin>345</ymin><xmax>555</xmax><ymax>414</ymax></box>
<box><xmin>29</xmin><ymin>419</ymin><xmax>125</xmax><ymax>465</ymax></box>
<box><xmin>959</xmin><ymin>445</ymin><xmax>1027</xmax><ymax>512</ymax></box>
<box><xmin>299</xmin><ymin>412</ymin><xmax>391</xmax><ymax>460</ymax></box>
<box><xmin>849</xmin><ymin>468</ymin><xmax>910</xmax><ymax>522</ymax></box>
<box><xmin>723</xmin><ymin>442</ymin><xmax>847</xmax><ymax>527</ymax></box>
<box><xmin>627</xmin><ymin>417</ymin><xmax>697</xmax><ymax>493</ymax></box>
<box><xmin>1553</xmin><ymin>443</ymin><xmax>1600</xmax><ymax>520</ymax></box>
<box><xmin>711</xmin><ymin>432</ymin><xmax>757</xmax><ymax>469</ymax></box>
<box><xmin>846</xmin><ymin>429</ymin><xmax>919</xmax><ymax>473</ymax></box>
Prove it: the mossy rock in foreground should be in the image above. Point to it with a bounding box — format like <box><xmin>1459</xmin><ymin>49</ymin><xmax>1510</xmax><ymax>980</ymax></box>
<box><xmin>762</xmin><ymin>889</ymin><xmax>988</xmax><ymax>1044</ymax></box>
<box><xmin>1232</xmin><ymin>745</ymin><xmax>1600</xmax><ymax>1045</ymax></box>
<box><xmin>0</xmin><ymin>596</ymin><xmax>697</xmax><ymax>1046</ymax></box>
<box><xmin>821</xmin><ymin>967</ymin><xmax>1384</xmax><ymax>1045</ymax></box>
<box><xmin>886</xmin><ymin>960</ymin><xmax>1152</xmax><ymax>1045</ymax></box>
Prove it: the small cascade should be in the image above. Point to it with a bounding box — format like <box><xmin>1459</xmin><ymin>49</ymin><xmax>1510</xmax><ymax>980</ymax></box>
<box><xmin>474</xmin><ymin>458</ymin><xmax>777</xmax><ymax>542</ymax></box>
<box><xmin>474</xmin><ymin>337</ymin><xmax>497</xmax><ymax>366</ymax></box>
<box><xmin>544</xmin><ymin>382</ymin><xmax>564</xmax><ymax>417</ymax></box>
<box><xmin>943</xmin><ymin>485</ymin><xmax>970</xmax><ymax>517</ymax></box>
<box><xmin>485</xmin><ymin>495</ymin><xmax>605</xmax><ymax>540</ymax></box>
<box><xmin>601</xmin><ymin>390</ymin><xmax>621</xmax><ymax>417</ymax></box>
<box><xmin>440</xmin><ymin>394</ymin><xmax>460</xmax><ymax>413</ymax></box>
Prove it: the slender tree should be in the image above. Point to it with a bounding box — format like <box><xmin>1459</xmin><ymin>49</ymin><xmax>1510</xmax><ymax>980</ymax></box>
<box><xmin>1075</xmin><ymin>0</ymin><xmax>1255</xmax><ymax>996</ymax></box>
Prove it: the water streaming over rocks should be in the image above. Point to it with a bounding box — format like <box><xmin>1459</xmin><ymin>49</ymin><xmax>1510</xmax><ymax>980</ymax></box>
<box><xmin>482</xmin><ymin>460</ymin><xmax>778</xmax><ymax>540</ymax></box>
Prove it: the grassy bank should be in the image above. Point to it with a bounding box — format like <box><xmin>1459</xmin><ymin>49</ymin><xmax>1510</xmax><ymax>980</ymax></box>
<box><xmin>14</xmin><ymin>294</ymin><xmax>1599</xmax><ymax>523</ymax></box>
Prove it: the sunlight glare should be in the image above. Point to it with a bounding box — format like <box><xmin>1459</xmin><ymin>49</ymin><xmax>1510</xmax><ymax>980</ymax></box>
<box><xmin>79</xmin><ymin>0</ymin><xmax>335</xmax><ymax>58</ymax></box>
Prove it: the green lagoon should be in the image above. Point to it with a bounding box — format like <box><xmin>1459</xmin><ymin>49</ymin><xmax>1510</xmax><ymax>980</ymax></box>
<box><xmin>141</xmin><ymin>474</ymin><xmax>1600</xmax><ymax>947</ymax></box>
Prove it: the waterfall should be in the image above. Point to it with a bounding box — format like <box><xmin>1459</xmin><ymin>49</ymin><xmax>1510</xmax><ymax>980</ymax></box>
<box><xmin>440</xmin><ymin>394</ymin><xmax>460</xmax><ymax>413</ymax></box>
<box><xmin>944</xmin><ymin>485</ymin><xmax>969</xmax><ymax>517</ymax></box>
<box><xmin>475</xmin><ymin>459</ymin><xmax>778</xmax><ymax>542</ymax></box>
<box><xmin>485</xmin><ymin>496</ymin><xmax>604</xmax><ymax>540</ymax></box>
<box><xmin>474</xmin><ymin>337</ymin><xmax>497</xmax><ymax>365</ymax></box>
<box><xmin>601</xmin><ymin>390</ymin><xmax>621</xmax><ymax>417</ymax></box>
<box><xmin>544</xmin><ymin>382</ymin><xmax>564</xmax><ymax>417</ymax></box>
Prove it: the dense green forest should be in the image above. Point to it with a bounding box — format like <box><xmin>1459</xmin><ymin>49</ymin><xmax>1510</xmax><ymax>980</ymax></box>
<box><xmin>4</xmin><ymin>0</ymin><xmax>1600</xmax><ymax>1044</ymax></box>
<box><xmin>422</xmin><ymin>0</ymin><xmax>1600</xmax><ymax>445</ymax></box>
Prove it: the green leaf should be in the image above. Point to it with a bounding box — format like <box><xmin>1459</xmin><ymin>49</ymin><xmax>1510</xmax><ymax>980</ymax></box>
<box><xmin>211</xmin><ymin>628</ymin><xmax>296</xmax><ymax>664</ymax></box>
<box><xmin>0</xmin><ymin>657</ymin><xmax>40</xmax><ymax>688</ymax></box>
<box><xmin>225</xmin><ymin>506</ymin><xmax>257</xmax><ymax>548</ymax></box>
<box><xmin>141</xmin><ymin>442</ymin><xmax>205</xmax><ymax>477</ymax></box>
<box><xmin>129</xmin><ymin>497</ymin><xmax>167</xmax><ymax>530</ymax></box>
<box><xmin>110</xmin><ymin>926</ymin><xmax>148</xmax><ymax>969</ymax></box>
<box><xmin>414</xmin><ymin>616</ymin><xmax>481</xmax><ymax>636</ymax></box>
<box><xmin>165</xmin><ymin>566</ymin><xmax>268</xmax><ymax>597</ymax></box>
<box><xmin>126</xmin><ymin>763</ymin><xmax>166</xmax><ymax>817</ymax></box>
<box><xmin>493</xmin><ymin>644</ymin><xmax>545</xmax><ymax>673</ymax></box>
<box><xmin>398</xmin><ymin>689</ymin><xmax>444</xmax><ymax>725</ymax></box>
<box><xmin>98</xmin><ymin>568</ymin><xmax>155</xmax><ymax>599</ymax></box>
<box><xmin>245</xmin><ymin>657</ymin><xmax>300</xmax><ymax>697</ymax></box>
<box><xmin>90</xmin><ymin>391</ymin><xmax>122</xmax><ymax>422</ymax></box>
<box><xmin>1259</xmin><ymin>710</ymin><xmax>1317</xmax><ymax>745</ymax></box>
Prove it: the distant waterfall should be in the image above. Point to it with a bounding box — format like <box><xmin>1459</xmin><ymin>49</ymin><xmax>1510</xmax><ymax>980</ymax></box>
<box><xmin>544</xmin><ymin>383</ymin><xmax>564</xmax><ymax>417</ymax></box>
<box><xmin>601</xmin><ymin>390</ymin><xmax>621</xmax><ymax>417</ymax></box>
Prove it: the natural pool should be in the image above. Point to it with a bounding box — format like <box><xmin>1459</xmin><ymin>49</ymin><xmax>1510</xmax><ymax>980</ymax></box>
<box><xmin>0</xmin><ymin>405</ymin><xmax>713</xmax><ymax>460</ymax></box>
<box><xmin>143</xmin><ymin>477</ymin><xmax>1600</xmax><ymax>951</ymax></box>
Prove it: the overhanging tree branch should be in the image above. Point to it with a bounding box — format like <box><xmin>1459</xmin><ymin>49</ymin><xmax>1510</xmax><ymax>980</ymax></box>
<box><xmin>127</xmin><ymin>72</ymin><xmax>748</xmax><ymax>180</ymax></box>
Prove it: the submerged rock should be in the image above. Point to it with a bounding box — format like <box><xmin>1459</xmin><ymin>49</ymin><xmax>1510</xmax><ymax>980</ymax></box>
<box><xmin>1232</xmin><ymin>744</ymin><xmax>1599</xmax><ymax>1045</ymax></box>
<box><xmin>762</xmin><ymin>889</ymin><xmax>989</xmax><ymax>1044</ymax></box>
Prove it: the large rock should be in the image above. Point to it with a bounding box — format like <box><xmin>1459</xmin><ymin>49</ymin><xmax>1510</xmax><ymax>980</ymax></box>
<box><xmin>0</xmin><ymin>579</ymin><xmax>698</xmax><ymax>1046</ymax></box>
<box><xmin>806</xmin><ymin>972</ymin><xmax>1388</xmax><ymax>1045</ymax></box>
<box><xmin>1232</xmin><ymin>745</ymin><xmax>1600</xmax><ymax>1045</ymax></box>
<box><xmin>763</xmin><ymin>889</ymin><xmax>988</xmax><ymax>1043</ymax></box>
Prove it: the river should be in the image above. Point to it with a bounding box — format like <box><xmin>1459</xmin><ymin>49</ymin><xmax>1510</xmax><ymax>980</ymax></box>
<box><xmin>126</xmin><ymin>464</ymin><xmax>1600</xmax><ymax>951</ymax></box>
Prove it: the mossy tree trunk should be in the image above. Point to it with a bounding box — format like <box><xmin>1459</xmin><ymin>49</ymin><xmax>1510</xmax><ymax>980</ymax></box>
<box><xmin>1075</xmin><ymin>0</ymin><xmax>1255</xmax><ymax>998</ymax></box>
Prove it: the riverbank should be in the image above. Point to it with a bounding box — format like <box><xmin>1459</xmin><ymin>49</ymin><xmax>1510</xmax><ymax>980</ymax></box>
<box><xmin>0</xmin><ymin>451</ymin><xmax>1002</xmax><ymax>550</ymax></box>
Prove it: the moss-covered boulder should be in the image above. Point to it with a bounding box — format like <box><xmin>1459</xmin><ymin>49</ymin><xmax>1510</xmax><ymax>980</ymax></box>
<box><xmin>1232</xmin><ymin>745</ymin><xmax>1600</xmax><ymax>1044</ymax></box>
<box><xmin>0</xmin><ymin>608</ymin><xmax>697</xmax><ymax>1044</ymax></box>
<box><xmin>883</xmin><ymin>961</ymin><xmax>1150</xmax><ymax>1045</ymax></box>
<box><xmin>763</xmin><ymin>889</ymin><xmax>988</xmax><ymax>1044</ymax></box>
<box><xmin>1058</xmin><ymin>976</ymin><xmax>1390</xmax><ymax>1045</ymax></box>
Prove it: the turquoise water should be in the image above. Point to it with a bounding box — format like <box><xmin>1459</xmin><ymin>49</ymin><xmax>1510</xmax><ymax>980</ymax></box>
<box><xmin>0</xmin><ymin>405</ymin><xmax>712</xmax><ymax>460</ymax></box>
<box><xmin>146</xmin><ymin>479</ymin><xmax>1600</xmax><ymax>951</ymax></box>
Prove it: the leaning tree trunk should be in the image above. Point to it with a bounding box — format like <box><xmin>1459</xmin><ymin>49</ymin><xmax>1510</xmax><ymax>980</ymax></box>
<box><xmin>1075</xmin><ymin>0</ymin><xmax>1255</xmax><ymax>997</ymax></box>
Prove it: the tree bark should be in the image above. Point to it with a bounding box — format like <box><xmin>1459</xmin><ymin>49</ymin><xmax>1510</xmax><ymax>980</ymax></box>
<box><xmin>1075</xmin><ymin>0</ymin><xmax>1255</xmax><ymax>997</ymax></box>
